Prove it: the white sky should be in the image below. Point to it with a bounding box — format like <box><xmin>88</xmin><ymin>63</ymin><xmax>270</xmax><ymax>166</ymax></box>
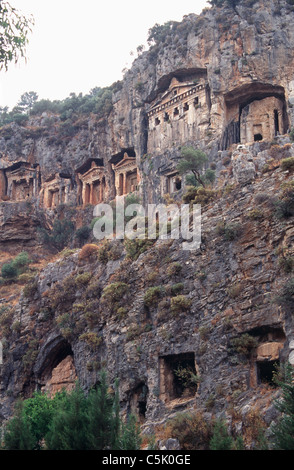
<box><xmin>0</xmin><ymin>0</ymin><xmax>209</xmax><ymax>109</ymax></box>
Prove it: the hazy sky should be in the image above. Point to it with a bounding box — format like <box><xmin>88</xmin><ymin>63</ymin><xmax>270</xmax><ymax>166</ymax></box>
<box><xmin>0</xmin><ymin>0</ymin><xmax>209</xmax><ymax>109</ymax></box>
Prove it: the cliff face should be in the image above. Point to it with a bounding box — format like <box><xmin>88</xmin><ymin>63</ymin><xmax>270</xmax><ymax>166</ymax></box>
<box><xmin>0</xmin><ymin>0</ymin><xmax>294</xmax><ymax>448</ymax></box>
<box><xmin>1</xmin><ymin>0</ymin><xmax>294</xmax><ymax>209</ymax></box>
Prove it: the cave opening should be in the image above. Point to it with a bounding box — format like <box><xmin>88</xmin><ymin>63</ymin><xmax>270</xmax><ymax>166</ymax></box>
<box><xmin>221</xmin><ymin>83</ymin><xmax>289</xmax><ymax>150</ymax></box>
<box><xmin>257</xmin><ymin>360</ymin><xmax>279</xmax><ymax>386</ymax></box>
<box><xmin>129</xmin><ymin>382</ymin><xmax>148</xmax><ymax>422</ymax></box>
<box><xmin>159</xmin><ymin>352</ymin><xmax>198</xmax><ymax>402</ymax></box>
<box><xmin>36</xmin><ymin>337</ymin><xmax>76</xmax><ymax>394</ymax></box>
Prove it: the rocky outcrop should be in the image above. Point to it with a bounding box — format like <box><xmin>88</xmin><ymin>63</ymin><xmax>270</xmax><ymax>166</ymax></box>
<box><xmin>0</xmin><ymin>1</ymin><xmax>294</xmax><ymax>209</ymax></box>
<box><xmin>0</xmin><ymin>137</ymin><xmax>293</xmax><ymax>448</ymax></box>
<box><xmin>1</xmin><ymin>0</ymin><xmax>294</xmax><ymax>449</ymax></box>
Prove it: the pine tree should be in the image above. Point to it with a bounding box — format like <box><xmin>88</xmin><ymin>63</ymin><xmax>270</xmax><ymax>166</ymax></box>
<box><xmin>87</xmin><ymin>370</ymin><xmax>118</xmax><ymax>449</ymax></box>
<box><xmin>45</xmin><ymin>383</ymin><xmax>90</xmax><ymax>450</ymax></box>
<box><xmin>271</xmin><ymin>363</ymin><xmax>294</xmax><ymax>450</ymax></box>
<box><xmin>209</xmin><ymin>419</ymin><xmax>234</xmax><ymax>450</ymax></box>
<box><xmin>119</xmin><ymin>414</ymin><xmax>142</xmax><ymax>450</ymax></box>
<box><xmin>2</xmin><ymin>401</ymin><xmax>35</xmax><ymax>450</ymax></box>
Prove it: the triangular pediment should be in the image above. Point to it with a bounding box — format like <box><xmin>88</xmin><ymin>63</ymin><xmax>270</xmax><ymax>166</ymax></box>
<box><xmin>113</xmin><ymin>154</ymin><xmax>136</xmax><ymax>169</ymax></box>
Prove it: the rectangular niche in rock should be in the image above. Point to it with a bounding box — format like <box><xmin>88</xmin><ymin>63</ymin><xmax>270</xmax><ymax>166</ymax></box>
<box><xmin>159</xmin><ymin>352</ymin><xmax>198</xmax><ymax>403</ymax></box>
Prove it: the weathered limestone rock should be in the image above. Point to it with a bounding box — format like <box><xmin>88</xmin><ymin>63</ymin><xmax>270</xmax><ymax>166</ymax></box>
<box><xmin>256</xmin><ymin>342</ymin><xmax>284</xmax><ymax>362</ymax></box>
<box><xmin>42</xmin><ymin>356</ymin><xmax>77</xmax><ymax>396</ymax></box>
<box><xmin>1</xmin><ymin>0</ymin><xmax>294</xmax><ymax>449</ymax></box>
<box><xmin>232</xmin><ymin>147</ymin><xmax>256</xmax><ymax>185</ymax></box>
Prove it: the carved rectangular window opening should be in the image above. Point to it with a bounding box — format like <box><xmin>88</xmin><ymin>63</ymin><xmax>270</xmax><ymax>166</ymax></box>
<box><xmin>183</xmin><ymin>102</ymin><xmax>189</xmax><ymax>112</ymax></box>
<box><xmin>254</xmin><ymin>133</ymin><xmax>263</xmax><ymax>141</ymax></box>
<box><xmin>257</xmin><ymin>360</ymin><xmax>279</xmax><ymax>387</ymax></box>
<box><xmin>155</xmin><ymin>117</ymin><xmax>160</xmax><ymax>126</ymax></box>
<box><xmin>173</xmin><ymin>107</ymin><xmax>179</xmax><ymax>116</ymax></box>
<box><xmin>159</xmin><ymin>352</ymin><xmax>198</xmax><ymax>402</ymax></box>
<box><xmin>164</xmin><ymin>112</ymin><xmax>169</xmax><ymax>122</ymax></box>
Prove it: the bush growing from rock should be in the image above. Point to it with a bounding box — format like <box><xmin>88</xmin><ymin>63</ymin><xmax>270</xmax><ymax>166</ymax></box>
<box><xmin>216</xmin><ymin>220</ymin><xmax>241</xmax><ymax>241</ymax></box>
<box><xmin>275</xmin><ymin>181</ymin><xmax>294</xmax><ymax>218</ymax></box>
<box><xmin>230</xmin><ymin>333</ymin><xmax>258</xmax><ymax>358</ymax></box>
<box><xmin>78</xmin><ymin>244</ymin><xmax>99</xmax><ymax>262</ymax></box>
<box><xmin>1</xmin><ymin>251</ymin><xmax>32</xmax><ymax>280</ymax></box>
<box><xmin>144</xmin><ymin>286</ymin><xmax>165</xmax><ymax>307</ymax></box>
<box><xmin>1</xmin><ymin>262</ymin><xmax>18</xmax><ymax>280</ymax></box>
<box><xmin>101</xmin><ymin>282</ymin><xmax>129</xmax><ymax>305</ymax></box>
<box><xmin>281</xmin><ymin>156</ymin><xmax>294</xmax><ymax>172</ymax></box>
<box><xmin>170</xmin><ymin>295</ymin><xmax>192</xmax><ymax>314</ymax></box>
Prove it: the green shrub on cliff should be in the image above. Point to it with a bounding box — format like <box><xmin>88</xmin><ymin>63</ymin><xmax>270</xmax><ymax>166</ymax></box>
<box><xmin>1</xmin><ymin>251</ymin><xmax>32</xmax><ymax>280</ymax></box>
<box><xmin>144</xmin><ymin>286</ymin><xmax>165</xmax><ymax>307</ymax></box>
<box><xmin>1</xmin><ymin>372</ymin><xmax>141</xmax><ymax>450</ymax></box>
<box><xmin>275</xmin><ymin>181</ymin><xmax>294</xmax><ymax>218</ymax></box>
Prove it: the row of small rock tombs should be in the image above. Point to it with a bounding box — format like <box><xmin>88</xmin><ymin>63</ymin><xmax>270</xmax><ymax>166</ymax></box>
<box><xmin>34</xmin><ymin>326</ymin><xmax>287</xmax><ymax>421</ymax></box>
<box><xmin>0</xmin><ymin>155</ymin><xmax>139</xmax><ymax>206</ymax></box>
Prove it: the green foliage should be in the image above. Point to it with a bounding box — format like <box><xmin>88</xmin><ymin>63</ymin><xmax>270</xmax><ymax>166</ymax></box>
<box><xmin>230</xmin><ymin>333</ymin><xmax>258</xmax><ymax>358</ymax></box>
<box><xmin>75</xmin><ymin>272</ymin><xmax>92</xmax><ymax>288</ymax></box>
<box><xmin>275</xmin><ymin>181</ymin><xmax>294</xmax><ymax>218</ymax></box>
<box><xmin>182</xmin><ymin>186</ymin><xmax>198</xmax><ymax>203</ymax></box>
<box><xmin>119</xmin><ymin>414</ymin><xmax>142</xmax><ymax>450</ymax></box>
<box><xmin>281</xmin><ymin>157</ymin><xmax>294</xmax><ymax>172</ymax></box>
<box><xmin>21</xmin><ymin>391</ymin><xmax>66</xmax><ymax>449</ymax></box>
<box><xmin>167</xmin><ymin>411</ymin><xmax>214</xmax><ymax>450</ymax></box>
<box><xmin>75</xmin><ymin>225</ymin><xmax>91</xmax><ymax>245</ymax></box>
<box><xmin>17</xmin><ymin>91</ymin><xmax>38</xmax><ymax>114</ymax></box>
<box><xmin>23</xmin><ymin>280</ymin><xmax>38</xmax><ymax>299</ymax></box>
<box><xmin>13</xmin><ymin>251</ymin><xmax>31</xmax><ymax>270</ymax></box>
<box><xmin>101</xmin><ymin>282</ymin><xmax>129</xmax><ymax>305</ymax></box>
<box><xmin>170</xmin><ymin>295</ymin><xmax>192</xmax><ymax>314</ymax></box>
<box><xmin>271</xmin><ymin>363</ymin><xmax>294</xmax><ymax>450</ymax></box>
<box><xmin>45</xmin><ymin>384</ymin><xmax>90</xmax><ymax>450</ymax></box>
<box><xmin>1</xmin><ymin>373</ymin><xmax>141</xmax><ymax>450</ymax></box>
<box><xmin>147</xmin><ymin>21</ymin><xmax>176</xmax><ymax>45</ymax></box>
<box><xmin>174</xmin><ymin>366</ymin><xmax>200</xmax><ymax>389</ymax></box>
<box><xmin>209</xmin><ymin>419</ymin><xmax>235</xmax><ymax>450</ymax></box>
<box><xmin>1</xmin><ymin>251</ymin><xmax>32</xmax><ymax>279</ymax></box>
<box><xmin>170</xmin><ymin>283</ymin><xmax>184</xmax><ymax>296</ymax></box>
<box><xmin>78</xmin><ymin>332</ymin><xmax>102</xmax><ymax>350</ymax></box>
<box><xmin>144</xmin><ymin>286</ymin><xmax>165</xmax><ymax>307</ymax></box>
<box><xmin>1</xmin><ymin>401</ymin><xmax>35</xmax><ymax>450</ymax></box>
<box><xmin>216</xmin><ymin>220</ymin><xmax>241</xmax><ymax>241</ymax></box>
<box><xmin>1</xmin><ymin>262</ymin><xmax>18</xmax><ymax>279</ymax></box>
<box><xmin>1</xmin><ymin>84</ymin><xmax>115</xmax><ymax>127</ymax></box>
<box><xmin>0</xmin><ymin>2</ymin><xmax>34</xmax><ymax>71</ymax></box>
<box><xmin>124</xmin><ymin>237</ymin><xmax>153</xmax><ymax>261</ymax></box>
<box><xmin>177</xmin><ymin>146</ymin><xmax>208</xmax><ymax>187</ymax></box>
<box><xmin>247</xmin><ymin>208</ymin><xmax>264</xmax><ymax>220</ymax></box>
<box><xmin>166</xmin><ymin>261</ymin><xmax>182</xmax><ymax>277</ymax></box>
<box><xmin>276</xmin><ymin>278</ymin><xmax>294</xmax><ymax>307</ymax></box>
<box><xmin>278</xmin><ymin>255</ymin><xmax>294</xmax><ymax>273</ymax></box>
<box><xmin>39</xmin><ymin>219</ymin><xmax>75</xmax><ymax>251</ymax></box>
